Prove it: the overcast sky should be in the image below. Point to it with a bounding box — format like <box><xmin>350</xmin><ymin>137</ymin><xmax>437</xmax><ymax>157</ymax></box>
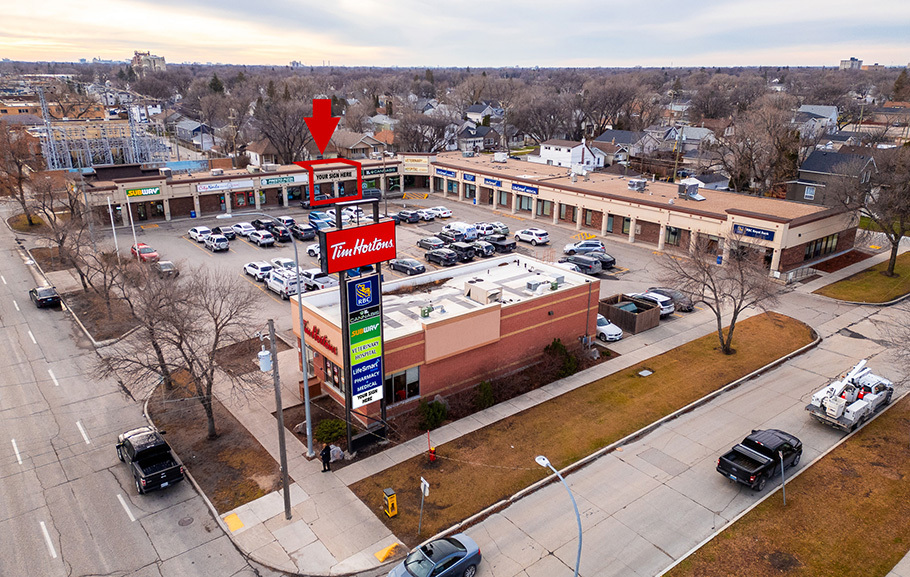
<box><xmin>2</xmin><ymin>0</ymin><xmax>908</xmax><ymax>68</ymax></box>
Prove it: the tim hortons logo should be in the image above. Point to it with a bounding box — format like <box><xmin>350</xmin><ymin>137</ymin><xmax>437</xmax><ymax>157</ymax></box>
<box><xmin>303</xmin><ymin>321</ymin><xmax>337</xmax><ymax>355</ymax></box>
<box><xmin>329</xmin><ymin>237</ymin><xmax>395</xmax><ymax>260</ymax></box>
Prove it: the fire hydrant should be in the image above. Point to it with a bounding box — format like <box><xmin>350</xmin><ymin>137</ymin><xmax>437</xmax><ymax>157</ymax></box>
<box><xmin>429</xmin><ymin>446</ymin><xmax>437</xmax><ymax>462</ymax></box>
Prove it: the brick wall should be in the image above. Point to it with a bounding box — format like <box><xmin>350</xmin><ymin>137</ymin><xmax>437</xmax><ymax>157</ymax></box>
<box><xmin>637</xmin><ymin>220</ymin><xmax>661</xmax><ymax>244</ymax></box>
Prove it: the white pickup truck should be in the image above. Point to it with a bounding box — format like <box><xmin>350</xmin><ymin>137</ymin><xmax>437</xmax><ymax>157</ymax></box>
<box><xmin>300</xmin><ymin>268</ymin><xmax>339</xmax><ymax>292</ymax></box>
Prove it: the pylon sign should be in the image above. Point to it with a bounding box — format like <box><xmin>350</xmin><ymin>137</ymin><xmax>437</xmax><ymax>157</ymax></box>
<box><xmin>347</xmin><ymin>273</ymin><xmax>384</xmax><ymax>409</ymax></box>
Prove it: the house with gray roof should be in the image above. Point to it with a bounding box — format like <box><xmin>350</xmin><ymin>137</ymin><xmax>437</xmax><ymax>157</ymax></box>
<box><xmin>785</xmin><ymin>149</ymin><xmax>876</xmax><ymax>205</ymax></box>
<box><xmin>593</xmin><ymin>129</ymin><xmax>659</xmax><ymax>156</ymax></box>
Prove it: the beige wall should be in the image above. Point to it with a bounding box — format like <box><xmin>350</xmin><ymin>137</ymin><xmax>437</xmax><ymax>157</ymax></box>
<box><xmin>423</xmin><ymin>304</ymin><xmax>501</xmax><ymax>363</ymax></box>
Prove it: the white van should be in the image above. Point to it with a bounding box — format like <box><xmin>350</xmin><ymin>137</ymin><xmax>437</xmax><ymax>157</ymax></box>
<box><xmin>443</xmin><ymin>221</ymin><xmax>478</xmax><ymax>241</ymax></box>
<box><xmin>266</xmin><ymin>269</ymin><xmax>301</xmax><ymax>300</ymax></box>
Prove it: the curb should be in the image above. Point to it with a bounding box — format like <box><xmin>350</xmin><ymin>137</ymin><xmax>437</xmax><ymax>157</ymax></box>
<box><xmin>656</xmin><ymin>387</ymin><xmax>910</xmax><ymax>577</ymax></box>
<box><xmin>420</xmin><ymin>326</ymin><xmax>823</xmax><ymax>548</ymax></box>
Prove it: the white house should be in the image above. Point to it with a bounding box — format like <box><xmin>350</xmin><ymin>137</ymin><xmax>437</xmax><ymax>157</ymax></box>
<box><xmin>527</xmin><ymin>139</ymin><xmax>605</xmax><ymax>169</ymax></box>
<box><xmin>680</xmin><ymin>173</ymin><xmax>730</xmax><ymax>190</ymax></box>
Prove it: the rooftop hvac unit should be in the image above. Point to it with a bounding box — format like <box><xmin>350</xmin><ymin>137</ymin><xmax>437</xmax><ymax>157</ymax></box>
<box><xmin>420</xmin><ymin>305</ymin><xmax>434</xmax><ymax>318</ymax></box>
<box><xmin>628</xmin><ymin>179</ymin><xmax>647</xmax><ymax>191</ymax></box>
<box><xmin>493</xmin><ymin>152</ymin><xmax>507</xmax><ymax>163</ymax></box>
<box><xmin>549</xmin><ymin>275</ymin><xmax>565</xmax><ymax>286</ymax></box>
<box><xmin>526</xmin><ymin>279</ymin><xmax>544</xmax><ymax>292</ymax></box>
<box><xmin>262</xmin><ymin>163</ymin><xmax>279</xmax><ymax>172</ymax></box>
<box><xmin>210</xmin><ymin>168</ymin><xmax>223</xmax><ymax>176</ymax></box>
<box><xmin>246</xmin><ymin>165</ymin><xmax>261</xmax><ymax>173</ymax></box>
<box><xmin>462</xmin><ymin>151</ymin><xmax>475</xmax><ymax>157</ymax></box>
<box><xmin>158</xmin><ymin>167</ymin><xmax>172</xmax><ymax>180</ymax></box>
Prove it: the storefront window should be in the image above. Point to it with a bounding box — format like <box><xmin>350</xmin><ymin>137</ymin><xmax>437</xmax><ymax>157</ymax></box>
<box><xmin>384</xmin><ymin>366</ymin><xmax>420</xmax><ymax>404</ymax></box>
<box><xmin>518</xmin><ymin>195</ymin><xmax>533</xmax><ymax>212</ymax></box>
<box><xmin>235</xmin><ymin>192</ymin><xmax>246</xmax><ymax>207</ymax></box>
<box><xmin>559</xmin><ymin>203</ymin><xmax>568</xmax><ymax>220</ymax></box>
<box><xmin>288</xmin><ymin>186</ymin><xmax>302</xmax><ymax>200</ymax></box>
<box><xmin>433</xmin><ymin>177</ymin><xmax>444</xmax><ymax>192</ymax></box>
<box><xmin>665</xmin><ymin>226</ymin><xmax>681</xmax><ymax>246</ymax></box>
<box><xmin>465</xmin><ymin>184</ymin><xmax>476</xmax><ymax>199</ymax></box>
<box><xmin>536</xmin><ymin>200</ymin><xmax>552</xmax><ymax>216</ymax></box>
<box><xmin>622</xmin><ymin>217</ymin><xmax>631</xmax><ymax>234</ymax></box>
<box><xmin>447</xmin><ymin>180</ymin><xmax>458</xmax><ymax>194</ymax></box>
<box><xmin>323</xmin><ymin>357</ymin><xmax>346</xmax><ymax>394</ymax></box>
<box><xmin>606</xmin><ymin>215</ymin><xmax>614</xmax><ymax>233</ymax></box>
<box><xmin>498</xmin><ymin>191</ymin><xmax>509</xmax><ymax>206</ymax></box>
<box><xmin>804</xmin><ymin>233</ymin><xmax>839</xmax><ymax>261</ymax></box>
<box><xmin>584</xmin><ymin>209</ymin><xmax>594</xmax><ymax>226</ymax></box>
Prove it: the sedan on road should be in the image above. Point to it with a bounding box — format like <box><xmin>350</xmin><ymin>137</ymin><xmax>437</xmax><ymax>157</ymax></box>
<box><xmin>388</xmin><ymin>533</ymin><xmax>481</xmax><ymax>577</ymax></box>
<box><xmin>426</xmin><ymin>248</ymin><xmax>458</xmax><ymax>266</ymax></box>
<box><xmin>188</xmin><ymin>226</ymin><xmax>212</xmax><ymax>242</ymax></box>
<box><xmin>243</xmin><ymin>261</ymin><xmax>273</xmax><ymax>281</ymax></box>
<box><xmin>248</xmin><ymin>231</ymin><xmax>275</xmax><ymax>247</ymax></box>
<box><xmin>231</xmin><ymin>222</ymin><xmax>256</xmax><ymax>237</ymax></box>
<box><xmin>29</xmin><ymin>286</ymin><xmax>61</xmax><ymax>308</ymax></box>
<box><xmin>564</xmin><ymin>239</ymin><xmax>605</xmax><ymax>255</ymax></box>
<box><xmin>389</xmin><ymin>258</ymin><xmax>426</xmax><ymax>275</ymax></box>
<box><xmin>417</xmin><ymin>237</ymin><xmax>445</xmax><ymax>250</ymax></box>
<box><xmin>515</xmin><ymin>228</ymin><xmax>549</xmax><ymax>246</ymax></box>
<box><xmin>154</xmin><ymin>260</ymin><xmax>179</xmax><ymax>278</ymax></box>
<box><xmin>309</xmin><ymin>211</ymin><xmax>332</xmax><ymax>225</ymax></box>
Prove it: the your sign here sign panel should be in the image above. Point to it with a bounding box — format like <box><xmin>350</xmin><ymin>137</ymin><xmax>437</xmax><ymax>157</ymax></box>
<box><xmin>347</xmin><ymin>274</ymin><xmax>384</xmax><ymax>409</ymax></box>
<box><xmin>319</xmin><ymin>221</ymin><xmax>397</xmax><ymax>274</ymax></box>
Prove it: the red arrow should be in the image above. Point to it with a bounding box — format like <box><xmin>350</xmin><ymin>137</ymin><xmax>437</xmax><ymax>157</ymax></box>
<box><xmin>305</xmin><ymin>99</ymin><xmax>340</xmax><ymax>155</ymax></box>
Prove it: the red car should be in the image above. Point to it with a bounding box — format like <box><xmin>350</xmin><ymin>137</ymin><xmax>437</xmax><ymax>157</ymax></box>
<box><xmin>131</xmin><ymin>243</ymin><xmax>160</xmax><ymax>263</ymax></box>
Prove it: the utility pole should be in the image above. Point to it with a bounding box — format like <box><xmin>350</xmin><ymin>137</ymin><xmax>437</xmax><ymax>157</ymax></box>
<box><xmin>268</xmin><ymin>319</ymin><xmax>292</xmax><ymax>520</ymax></box>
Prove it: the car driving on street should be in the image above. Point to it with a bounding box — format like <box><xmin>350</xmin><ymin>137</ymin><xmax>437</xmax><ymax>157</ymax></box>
<box><xmin>29</xmin><ymin>286</ymin><xmax>61</xmax><ymax>308</ymax></box>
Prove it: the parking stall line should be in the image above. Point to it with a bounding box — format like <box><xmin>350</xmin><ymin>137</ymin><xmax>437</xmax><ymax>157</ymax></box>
<box><xmin>117</xmin><ymin>494</ymin><xmax>137</xmax><ymax>522</ymax></box>
<box><xmin>181</xmin><ymin>236</ymin><xmax>214</xmax><ymax>257</ymax></box>
<box><xmin>40</xmin><ymin>521</ymin><xmax>57</xmax><ymax>558</ymax></box>
<box><xmin>76</xmin><ymin>420</ymin><xmax>91</xmax><ymax>444</ymax></box>
<box><xmin>48</xmin><ymin>369</ymin><xmax>59</xmax><ymax>387</ymax></box>
<box><xmin>0</xmin><ymin>275</ymin><xmax>6</xmax><ymax>284</ymax></box>
<box><xmin>13</xmin><ymin>299</ymin><xmax>19</xmax><ymax>311</ymax></box>
<box><xmin>11</xmin><ymin>439</ymin><xmax>22</xmax><ymax>464</ymax></box>
<box><xmin>28</xmin><ymin>330</ymin><xmax>37</xmax><ymax>344</ymax></box>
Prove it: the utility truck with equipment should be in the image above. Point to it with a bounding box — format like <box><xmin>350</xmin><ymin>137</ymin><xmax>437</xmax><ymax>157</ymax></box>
<box><xmin>805</xmin><ymin>359</ymin><xmax>893</xmax><ymax>431</ymax></box>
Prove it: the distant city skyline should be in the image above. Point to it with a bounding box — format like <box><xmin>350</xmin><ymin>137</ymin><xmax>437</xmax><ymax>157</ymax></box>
<box><xmin>1</xmin><ymin>0</ymin><xmax>908</xmax><ymax>68</ymax></box>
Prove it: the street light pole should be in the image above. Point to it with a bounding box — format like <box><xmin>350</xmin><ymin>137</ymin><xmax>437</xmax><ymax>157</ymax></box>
<box><xmin>265</xmin><ymin>319</ymin><xmax>292</xmax><ymax>520</ymax></box>
<box><xmin>216</xmin><ymin>210</ymin><xmax>315</xmax><ymax>458</ymax></box>
<box><xmin>536</xmin><ymin>455</ymin><xmax>581</xmax><ymax>577</ymax></box>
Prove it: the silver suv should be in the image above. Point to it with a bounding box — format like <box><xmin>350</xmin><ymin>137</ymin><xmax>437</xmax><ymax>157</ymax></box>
<box><xmin>204</xmin><ymin>234</ymin><xmax>229</xmax><ymax>252</ymax></box>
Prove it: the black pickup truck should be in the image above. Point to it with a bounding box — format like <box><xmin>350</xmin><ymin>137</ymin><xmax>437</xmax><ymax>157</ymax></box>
<box><xmin>716</xmin><ymin>429</ymin><xmax>802</xmax><ymax>491</ymax></box>
<box><xmin>117</xmin><ymin>427</ymin><xmax>185</xmax><ymax>494</ymax></box>
<box><xmin>487</xmin><ymin>234</ymin><xmax>517</xmax><ymax>253</ymax></box>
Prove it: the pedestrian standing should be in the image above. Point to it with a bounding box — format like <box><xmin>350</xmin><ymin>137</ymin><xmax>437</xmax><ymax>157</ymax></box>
<box><xmin>320</xmin><ymin>443</ymin><xmax>331</xmax><ymax>472</ymax></box>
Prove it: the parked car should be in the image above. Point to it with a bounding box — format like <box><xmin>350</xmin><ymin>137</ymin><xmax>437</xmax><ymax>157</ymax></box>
<box><xmin>263</xmin><ymin>222</ymin><xmax>291</xmax><ymax>242</ymax></box>
<box><xmin>271</xmin><ymin>257</ymin><xmax>297</xmax><ymax>270</ymax></box>
<box><xmin>437</xmin><ymin>230</ymin><xmax>464</xmax><ymax>244</ymax></box>
<box><xmin>417</xmin><ymin>237</ymin><xmax>445</xmax><ymax>250</ymax></box>
<box><xmin>627</xmin><ymin>291</ymin><xmax>675</xmax><ymax>317</ymax></box>
<box><xmin>211</xmin><ymin>226</ymin><xmax>236</xmax><ymax>240</ymax></box>
<box><xmin>426</xmin><ymin>248</ymin><xmax>458</xmax><ymax>266</ymax></box>
<box><xmin>716</xmin><ymin>429</ymin><xmax>802</xmax><ymax>491</ymax></box>
<box><xmin>554</xmin><ymin>261</ymin><xmax>581</xmax><ymax>272</ymax></box>
<box><xmin>251</xmin><ymin>218</ymin><xmax>273</xmax><ymax>230</ymax></box>
<box><xmin>187</xmin><ymin>226</ymin><xmax>212</xmax><ymax>242</ymax></box>
<box><xmin>389</xmin><ymin>258</ymin><xmax>426</xmax><ymax>275</ymax></box>
<box><xmin>309</xmin><ymin>211</ymin><xmax>332</xmax><ymax>226</ymax></box>
<box><xmin>596</xmin><ymin>314</ymin><xmax>623</xmax><ymax>342</ymax></box>
<box><xmin>361</xmin><ymin>187</ymin><xmax>383</xmax><ymax>200</ymax></box>
<box><xmin>397</xmin><ymin>209</ymin><xmax>421</xmax><ymax>223</ymax></box>
<box><xmin>243</xmin><ymin>261</ymin><xmax>273</xmax><ymax>281</ymax></box>
<box><xmin>514</xmin><ymin>228</ymin><xmax>549</xmax><ymax>246</ymax></box>
<box><xmin>130</xmin><ymin>243</ymin><xmax>159</xmax><ymax>263</ymax></box>
<box><xmin>490</xmin><ymin>221</ymin><xmax>510</xmax><ymax>235</ymax></box>
<box><xmin>388</xmin><ymin>534</ymin><xmax>481</xmax><ymax>577</ymax></box>
<box><xmin>442</xmin><ymin>222</ymin><xmax>478</xmax><ymax>240</ymax></box>
<box><xmin>428</xmin><ymin>206</ymin><xmax>453</xmax><ymax>218</ymax></box>
<box><xmin>306</xmin><ymin>243</ymin><xmax>320</xmax><ymax>257</ymax></box>
<box><xmin>471</xmin><ymin>240</ymin><xmax>496</xmax><ymax>257</ymax></box>
<box><xmin>249</xmin><ymin>231</ymin><xmax>276</xmax><ymax>247</ymax></box>
<box><xmin>290</xmin><ymin>223</ymin><xmax>316</xmax><ymax>240</ymax></box>
<box><xmin>265</xmin><ymin>269</ymin><xmax>302</xmax><ymax>300</ymax></box>
<box><xmin>559</xmin><ymin>254</ymin><xmax>602</xmax><ymax>275</ymax></box>
<box><xmin>300</xmin><ymin>193</ymin><xmax>331</xmax><ymax>209</ymax></box>
<box><xmin>29</xmin><ymin>286</ymin><xmax>61</xmax><ymax>308</ymax></box>
<box><xmin>204</xmin><ymin>234</ymin><xmax>229</xmax><ymax>252</ymax></box>
<box><xmin>378</xmin><ymin>212</ymin><xmax>401</xmax><ymax>225</ymax></box>
<box><xmin>231</xmin><ymin>222</ymin><xmax>256</xmax><ymax>237</ymax></box>
<box><xmin>416</xmin><ymin>209</ymin><xmax>436</xmax><ymax>221</ymax></box>
<box><xmin>474</xmin><ymin>222</ymin><xmax>496</xmax><ymax>236</ymax></box>
<box><xmin>564</xmin><ymin>239</ymin><xmax>606</xmax><ymax>255</ymax></box>
<box><xmin>647</xmin><ymin>287</ymin><xmax>694</xmax><ymax>312</ymax></box>
<box><xmin>311</xmin><ymin>219</ymin><xmax>333</xmax><ymax>231</ymax></box>
<box><xmin>487</xmin><ymin>234</ymin><xmax>517</xmax><ymax>253</ymax></box>
<box><xmin>448</xmin><ymin>242</ymin><xmax>476</xmax><ymax>262</ymax></box>
<box><xmin>587</xmin><ymin>251</ymin><xmax>616</xmax><ymax>270</ymax></box>
<box><xmin>154</xmin><ymin>260</ymin><xmax>179</xmax><ymax>278</ymax></box>
<box><xmin>276</xmin><ymin>216</ymin><xmax>296</xmax><ymax>228</ymax></box>
<box><xmin>116</xmin><ymin>427</ymin><xmax>185</xmax><ymax>495</ymax></box>
<box><xmin>300</xmin><ymin>268</ymin><xmax>338</xmax><ymax>291</ymax></box>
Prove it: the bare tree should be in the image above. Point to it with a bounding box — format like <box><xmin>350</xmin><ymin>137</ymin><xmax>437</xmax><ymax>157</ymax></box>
<box><xmin>395</xmin><ymin>108</ymin><xmax>456</xmax><ymax>153</ymax></box>
<box><xmin>100</xmin><ymin>269</ymin><xmax>263</xmax><ymax>439</ymax></box>
<box><xmin>343</xmin><ymin>101</ymin><xmax>372</xmax><ymax>132</ymax></box>
<box><xmin>660</xmin><ymin>233</ymin><xmax>779</xmax><ymax>354</ymax></box>
<box><xmin>580</xmin><ymin>77</ymin><xmax>640</xmax><ymax>136</ymax></box>
<box><xmin>826</xmin><ymin>151</ymin><xmax>910</xmax><ymax>277</ymax></box>
<box><xmin>0</xmin><ymin>120</ymin><xmax>38</xmax><ymax>225</ymax></box>
<box><xmin>512</xmin><ymin>87</ymin><xmax>573</xmax><ymax>144</ymax></box>
<box><xmin>253</xmin><ymin>97</ymin><xmax>314</xmax><ymax>163</ymax></box>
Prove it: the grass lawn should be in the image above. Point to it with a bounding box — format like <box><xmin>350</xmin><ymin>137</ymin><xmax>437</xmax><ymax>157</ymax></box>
<box><xmin>7</xmin><ymin>213</ymin><xmax>46</xmax><ymax>233</ymax></box>
<box><xmin>350</xmin><ymin>312</ymin><xmax>814</xmax><ymax>546</ymax></box>
<box><xmin>859</xmin><ymin>215</ymin><xmax>909</xmax><ymax>236</ymax></box>
<box><xmin>813</xmin><ymin>251</ymin><xmax>910</xmax><ymax>303</ymax></box>
<box><xmin>667</xmin><ymin>393</ymin><xmax>910</xmax><ymax>577</ymax></box>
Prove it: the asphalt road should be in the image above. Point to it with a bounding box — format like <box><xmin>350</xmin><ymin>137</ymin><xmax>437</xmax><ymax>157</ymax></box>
<box><xmin>0</xmin><ymin>206</ymin><xmax>282</xmax><ymax>577</ymax></box>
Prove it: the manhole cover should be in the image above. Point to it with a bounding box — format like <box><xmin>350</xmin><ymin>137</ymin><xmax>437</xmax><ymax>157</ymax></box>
<box><xmin>178</xmin><ymin>517</ymin><xmax>194</xmax><ymax>527</ymax></box>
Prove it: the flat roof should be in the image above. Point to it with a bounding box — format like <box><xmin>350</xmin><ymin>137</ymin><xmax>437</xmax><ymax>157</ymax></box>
<box><xmin>298</xmin><ymin>255</ymin><xmax>596</xmax><ymax>341</ymax></box>
<box><xmin>434</xmin><ymin>152</ymin><xmax>826</xmax><ymax>222</ymax></box>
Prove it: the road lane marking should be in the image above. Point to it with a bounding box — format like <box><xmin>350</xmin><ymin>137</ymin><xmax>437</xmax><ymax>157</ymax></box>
<box><xmin>28</xmin><ymin>330</ymin><xmax>37</xmax><ymax>344</ymax></box>
<box><xmin>12</xmin><ymin>439</ymin><xmax>22</xmax><ymax>464</ymax></box>
<box><xmin>117</xmin><ymin>494</ymin><xmax>136</xmax><ymax>522</ymax></box>
<box><xmin>76</xmin><ymin>420</ymin><xmax>91</xmax><ymax>444</ymax></box>
<box><xmin>182</xmin><ymin>236</ymin><xmax>214</xmax><ymax>257</ymax></box>
<box><xmin>40</xmin><ymin>521</ymin><xmax>57</xmax><ymax>558</ymax></box>
<box><xmin>13</xmin><ymin>300</ymin><xmax>19</xmax><ymax>311</ymax></box>
<box><xmin>48</xmin><ymin>369</ymin><xmax>59</xmax><ymax>387</ymax></box>
<box><xmin>0</xmin><ymin>275</ymin><xmax>6</xmax><ymax>284</ymax></box>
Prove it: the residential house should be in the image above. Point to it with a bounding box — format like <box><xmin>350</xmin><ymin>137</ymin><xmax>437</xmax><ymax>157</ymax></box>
<box><xmin>465</xmin><ymin>103</ymin><xmax>494</xmax><ymax>124</ymax></box>
<box><xmin>330</xmin><ymin>130</ymin><xmax>386</xmax><ymax>159</ymax></box>
<box><xmin>593</xmin><ymin>129</ymin><xmax>659</xmax><ymax>156</ymax></box>
<box><xmin>786</xmin><ymin>149</ymin><xmax>875</xmax><ymax>205</ymax></box>
<box><xmin>792</xmin><ymin>105</ymin><xmax>838</xmax><ymax>138</ymax></box>
<box><xmin>527</xmin><ymin>139</ymin><xmax>605</xmax><ymax>169</ymax></box>
<box><xmin>590</xmin><ymin>141</ymin><xmax>626</xmax><ymax>166</ymax></box>
<box><xmin>246</xmin><ymin>139</ymin><xmax>280</xmax><ymax>166</ymax></box>
<box><xmin>457</xmin><ymin>125</ymin><xmax>500</xmax><ymax>152</ymax></box>
<box><xmin>369</xmin><ymin>113</ymin><xmax>398</xmax><ymax>133</ymax></box>
<box><xmin>373</xmin><ymin>130</ymin><xmax>397</xmax><ymax>154</ymax></box>
<box><xmin>680</xmin><ymin>173</ymin><xmax>729</xmax><ymax>190</ymax></box>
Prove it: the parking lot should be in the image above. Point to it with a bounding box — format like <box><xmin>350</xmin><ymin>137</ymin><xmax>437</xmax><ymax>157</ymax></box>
<box><xmin>112</xmin><ymin>191</ymin><xmax>683</xmax><ymax>335</ymax></box>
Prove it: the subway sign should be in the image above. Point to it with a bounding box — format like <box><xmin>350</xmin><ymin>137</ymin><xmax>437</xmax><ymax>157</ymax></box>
<box><xmin>319</xmin><ymin>220</ymin><xmax>397</xmax><ymax>274</ymax></box>
<box><xmin>347</xmin><ymin>273</ymin><xmax>384</xmax><ymax>409</ymax></box>
<box><xmin>733</xmin><ymin>224</ymin><xmax>775</xmax><ymax>241</ymax></box>
<box><xmin>126</xmin><ymin>186</ymin><xmax>161</xmax><ymax>197</ymax></box>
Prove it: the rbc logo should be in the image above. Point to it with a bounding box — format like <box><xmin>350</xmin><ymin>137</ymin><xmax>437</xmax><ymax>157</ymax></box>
<box><xmin>355</xmin><ymin>281</ymin><xmax>372</xmax><ymax>307</ymax></box>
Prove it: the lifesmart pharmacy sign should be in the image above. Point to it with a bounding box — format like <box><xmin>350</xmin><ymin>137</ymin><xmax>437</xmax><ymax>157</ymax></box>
<box><xmin>347</xmin><ymin>274</ymin><xmax>384</xmax><ymax>409</ymax></box>
<box><xmin>318</xmin><ymin>220</ymin><xmax>397</xmax><ymax>274</ymax></box>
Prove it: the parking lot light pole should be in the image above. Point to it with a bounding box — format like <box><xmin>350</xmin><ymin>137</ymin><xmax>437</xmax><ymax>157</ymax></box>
<box><xmin>536</xmin><ymin>455</ymin><xmax>581</xmax><ymax>577</ymax></box>
<box><xmin>216</xmin><ymin>211</ymin><xmax>315</xmax><ymax>458</ymax></box>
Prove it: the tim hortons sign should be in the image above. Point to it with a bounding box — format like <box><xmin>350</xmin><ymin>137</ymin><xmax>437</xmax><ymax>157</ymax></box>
<box><xmin>319</xmin><ymin>220</ymin><xmax>397</xmax><ymax>274</ymax></box>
